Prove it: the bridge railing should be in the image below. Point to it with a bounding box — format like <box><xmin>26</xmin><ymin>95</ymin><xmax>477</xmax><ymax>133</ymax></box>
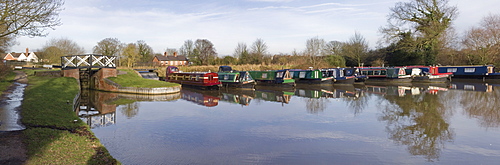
<box><xmin>61</xmin><ymin>54</ymin><xmax>116</xmax><ymax>69</ymax></box>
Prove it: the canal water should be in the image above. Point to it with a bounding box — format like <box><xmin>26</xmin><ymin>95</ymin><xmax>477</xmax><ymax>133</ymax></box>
<box><xmin>81</xmin><ymin>81</ymin><xmax>500</xmax><ymax>164</ymax></box>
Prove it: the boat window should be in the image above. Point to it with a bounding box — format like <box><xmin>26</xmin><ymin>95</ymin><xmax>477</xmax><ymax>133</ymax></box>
<box><xmin>262</xmin><ymin>73</ymin><xmax>267</xmax><ymax>79</ymax></box>
<box><xmin>447</xmin><ymin>68</ymin><xmax>457</xmax><ymax>72</ymax></box>
<box><xmin>361</xmin><ymin>71</ymin><xmax>368</xmax><ymax>75</ymax></box>
<box><xmin>374</xmin><ymin>70</ymin><xmax>380</xmax><ymax>75</ymax></box>
<box><xmin>299</xmin><ymin>72</ymin><xmax>306</xmax><ymax>78</ymax></box>
<box><xmin>367</xmin><ymin>70</ymin><xmax>373</xmax><ymax>75</ymax></box>
<box><xmin>224</xmin><ymin>74</ymin><xmax>229</xmax><ymax>80</ymax></box>
<box><xmin>276</xmin><ymin>72</ymin><xmax>284</xmax><ymax>78</ymax></box>
<box><xmin>464</xmin><ymin>68</ymin><xmax>475</xmax><ymax>73</ymax></box>
<box><xmin>464</xmin><ymin>85</ymin><xmax>475</xmax><ymax>90</ymax></box>
<box><xmin>196</xmin><ymin>75</ymin><xmax>199</xmax><ymax>81</ymax></box>
<box><xmin>381</xmin><ymin>70</ymin><xmax>387</xmax><ymax>75</ymax></box>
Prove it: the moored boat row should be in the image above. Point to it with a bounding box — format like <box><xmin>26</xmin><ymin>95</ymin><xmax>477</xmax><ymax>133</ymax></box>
<box><xmin>163</xmin><ymin>65</ymin><xmax>500</xmax><ymax>89</ymax></box>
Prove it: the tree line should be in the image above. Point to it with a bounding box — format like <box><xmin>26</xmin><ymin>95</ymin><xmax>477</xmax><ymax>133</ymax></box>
<box><xmin>2</xmin><ymin>0</ymin><xmax>500</xmax><ymax>68</ymax></box>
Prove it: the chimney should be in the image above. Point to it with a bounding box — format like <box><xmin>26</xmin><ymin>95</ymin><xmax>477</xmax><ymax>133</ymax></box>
<box><xmin>164</xmin><ymin>52</ymin><xmax>168</xmax><ymax>56</ymax></box>
<box><xmin>26</xmin><ymin>48</ymin><xmax>29</xmax><ymax>55</ymax></box>
<box><xmin>174</xmin><ymin>52</ymin><xmax>177</xmax><ymax>57</ymax></box>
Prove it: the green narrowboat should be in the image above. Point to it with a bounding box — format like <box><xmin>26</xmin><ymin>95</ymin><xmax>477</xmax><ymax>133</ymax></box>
<box><xmin>288</xmin><ymin>69</ymin><xmax>334</xmax><ymax>84</ymax></box>
<box><xmin>218</xmin><ymin>66</ymin><xmax>256</xmax><ymax>88</ymax></box>
<box><xmin>248</xmin><ymin>69</ymin><xmax>296</xmax><ymax>87</ymax></box>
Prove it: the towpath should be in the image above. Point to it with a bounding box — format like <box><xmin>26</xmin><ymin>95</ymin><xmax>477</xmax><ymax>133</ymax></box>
<box><xmin>0</xmin><ymin>71</ymin><xmax>28</xmax><ymax>164</ymax></box>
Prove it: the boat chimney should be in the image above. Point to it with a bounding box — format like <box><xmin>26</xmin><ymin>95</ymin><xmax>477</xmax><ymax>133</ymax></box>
<box><xmin>26</xmin><ymin>48</ymin><xmax>29</xmax><ymax>55</ymax></box>
<box><xmin>164</xmin><ymin>52</ymin><xmax>168</xmax><ymax>56</ymax></box>
<box><xmin>174</xmin><ymin>52</ymin><xmax>177</xmax><ymax>57</ymax></box>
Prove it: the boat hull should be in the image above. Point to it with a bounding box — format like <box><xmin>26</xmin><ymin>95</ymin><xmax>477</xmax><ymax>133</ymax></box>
<box><xmin>295</xmin><ymin>78</ymin><xmax>334</xmax><ymax>84</ymax></box>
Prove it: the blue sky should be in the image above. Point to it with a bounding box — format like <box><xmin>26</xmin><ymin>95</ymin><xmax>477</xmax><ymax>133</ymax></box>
<box><xmin>11</xmin><ymin>0</ymin><xmax>500</xmax><ymax>56</ymax></box>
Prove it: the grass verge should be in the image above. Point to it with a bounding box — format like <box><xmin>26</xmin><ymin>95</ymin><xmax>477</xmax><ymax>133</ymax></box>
<box><xmin>21</xmin><ymin>72</ymin><xmax>119</xmax><ymax>165</ymax></box>
<box><xmin>108</xmin><ymin>69</ymin><xmax>179</xmax><ymax>88</ymax></box>
<box><xmin>0</xmin><ymin>71</ymin><xmax>16</xmax><ymax>92</ymax></box>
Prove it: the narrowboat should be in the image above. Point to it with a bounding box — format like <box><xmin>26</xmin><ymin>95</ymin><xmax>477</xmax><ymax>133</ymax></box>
<box><xmin>437</xmin><ymin>65</ymin><xmax>500</xmax><ymax>82</ymax></box>
<box><xmin>359</xmin><ymin>67</ymin><xmax>412</xmax><ymax>84</ymax></box>
<box><xmin>288</xmin><ymin>69</ymin><xmax>334</xmax><ymax>84</ymax></box>
<box><xmin>341</xmin><ymin>68</ymin><xmax>368</xmax><ymax>83</ymax></box>
<box><xmin>248</xmin><ymin>70</ymin><xmax>296</xmax><ymax>87</ymax></box>
<box><xmin>165</xmin><ymin>66</ymin><xmax>221</xmax><ymax>89</ymax></box>
<box><xmin>404</xmin><ymin>66</ymin><xmax>452</xmax><ymax>83</ymax></box>
<box><xmin>324</xmin><ymin>68</ymin><xmax>355</xmax><ymax>84</ymax></box>
<box><xmin>218</xmin><ymin>66</ymin><xmax>256</xmax><ymax>88</ymax></box>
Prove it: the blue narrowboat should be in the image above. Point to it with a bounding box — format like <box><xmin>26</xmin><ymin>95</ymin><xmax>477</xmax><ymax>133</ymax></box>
<box><xmin>323</xmin><ymin>68</ymin><xmax>356</xmax><ymax>84</ymax></box>
<box><xmin>437</xmin><ymin>65</ymin><xmax>500</xmax><ymax>81</ymax></box>
<box><xmin>341</xmin><ymin>68</ymin><xmax>368</xmax><ymax>83</ymax></box>
<box><xmin>359</xmin><ymin>67</ymin><xmax>412</xmax><ymax>84</ymax></box>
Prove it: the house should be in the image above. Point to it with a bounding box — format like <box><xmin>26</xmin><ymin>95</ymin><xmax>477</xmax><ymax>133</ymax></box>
<box><xmin>153</xmin><ymin>52</ymin><xmax>188</xmax><ymax>66</ymax></box>
<box><xmin>3</xmin><ymin>48</ymin><xmax>39</xmax><ymax>63</ymax></box>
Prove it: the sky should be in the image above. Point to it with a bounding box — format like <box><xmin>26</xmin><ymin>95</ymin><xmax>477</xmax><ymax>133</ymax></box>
<box><xmin>10</xmin><ymin>0</ymin><xmax>500</xmax><ymax>56</ymax></box>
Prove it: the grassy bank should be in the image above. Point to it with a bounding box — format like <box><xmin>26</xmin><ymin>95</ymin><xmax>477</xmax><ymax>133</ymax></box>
<box><xmin>21</xmin><ymin>71</ymin><xmax>119</xmax><ymax>164</ymax></box>
<box><xmin>108</xmin><ymin>69</ymin><xmax>179</xmax><ymax>88</ymax></box>
<box><xmin>0</xmin><ymin>71</ymin><xmax>16</xmax><ymax>92</ymax></box>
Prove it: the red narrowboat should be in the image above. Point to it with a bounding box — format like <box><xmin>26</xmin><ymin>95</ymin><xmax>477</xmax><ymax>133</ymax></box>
<box><xmin>165</xmin><ymin>66</ymin><xmax>221</xmax><ymax>89</ymax></box>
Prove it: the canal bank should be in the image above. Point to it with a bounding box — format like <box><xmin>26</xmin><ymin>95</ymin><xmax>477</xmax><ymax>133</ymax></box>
<box><xmin>0</xmin><ymin>70</ymin><xmax>119</xmax><ymax>164</ymax></box>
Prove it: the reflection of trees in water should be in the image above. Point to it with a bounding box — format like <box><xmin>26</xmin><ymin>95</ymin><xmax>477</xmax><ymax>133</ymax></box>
<box><xmin>120</xmin><ymin>102</ymin><xmax>139</xmax><ymax>119</ymax></box>
<box><xmin>304</xmin><ymin>98</ymin><xmax>330</xmax><ymax>114</ymax></box>
<box><xmin>342</xmin><ymin>91</ymin><xmax>368</xmax><ymax>115</ymax></box>
<box><xmin>379</xmin><ymin>93</ymin><xmax>454</xmax><ymax>161</ymax></box>
<box><xmin>460</xmin><ymin>89</ymin><xmax>500</xmax><ymax>128</ymax></box>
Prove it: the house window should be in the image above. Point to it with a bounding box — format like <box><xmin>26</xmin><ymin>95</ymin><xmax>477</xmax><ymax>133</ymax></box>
<box><xmin>464</xmin><ymin>68</ymin><xmax>475</xmax><ymax>73</ymax></box>
<box><xmin>447</xmin><ymin>68</ymin><xmax>457</xmax><ymax>72</ymax></box>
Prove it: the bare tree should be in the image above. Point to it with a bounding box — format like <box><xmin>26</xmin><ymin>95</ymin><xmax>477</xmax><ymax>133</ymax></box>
<box><xmin>462</xmin><ymin>14</ymin><xmax>500</xmax><ymax>65</ymax></box>
<box><xmin>343</xmin><ymin>32</ymin><xmax>369</xmax><ymax>67</ymax></box>
<box><xmin>121</xmin><ymin>43</ymin><xmax>139</xmax><ymax>67</ymax></box>
<box><xmin>194</xmin><ymin>39</ymin><xmax>217</xmax><ymax>65</ymax></box>
<box><xmin>250</xmin><ymin>38</ymin><xmax>268</xmax><ymax>64</ymax></box>
<box><xmin>179</xmin><ymin>39</ymin><xmax>194</xmax><ymax>58</ymax></box>
<box><xmin>305</xmin><ymin>37</ymin><xmax>326</xmax><ymax>67</ymax></box>
<box><xmin>93</xmin><ymin>38</ymin><xmax>122</xmax><ymax>56</ymax></box>
<box><xmin>137</xmin><ymin>40</ymin><xmax>154</xmax><ymax>63</ymax></box>
<box><xmin>39</xmin><ymin>38</ymin><xmax>85</xmax><ymax>64</ymax></box>
<box><xmin>0</xmin><ymin>0</ymin><xmax>64</xmax><ymax>38</ymax></box>
<box><xmin>234</xmin><ymin>42</ymin><xmax>249</xmax><ymax>64</ymax></box>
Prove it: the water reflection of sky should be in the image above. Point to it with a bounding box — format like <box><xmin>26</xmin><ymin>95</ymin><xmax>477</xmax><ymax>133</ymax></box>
<box><xmin>90</xmin><ymin>84</ymin><xmax>500</xmax><ymax>165</ymax></box>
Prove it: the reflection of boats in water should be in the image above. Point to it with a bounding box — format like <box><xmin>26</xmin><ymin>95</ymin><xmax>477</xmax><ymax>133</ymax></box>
<box><xmin>364</xmin><ymin>85</ymin><xmax>422</xmax><ymax>97</ymax></box>
<box><xmin>181</xmin><ymin>88</ymin><xmax>255</xmax><ymax>106</ymax></box>
<box><xmin>363</xmin><ymin>84</ymin><xmax>449</xmax><ymax>96</ymax></box>
<box><xmin>253</xmin><ymin>86</ymin><xmax>294</xmax><ymax>104</ymax></box>
<box><xmin>449</xmin><ymin>81</ymin><xmax>494</xmax><ymax>92</ymax></box>
<box><xmin>180</xmin><ymin>89</ymin><xmax>220</xmax><ymax>107</ymax></box>
<box><xmin>294</xmin><ymin>84</ymin><xmax>360</xmax><ymax>98</ymax></box>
